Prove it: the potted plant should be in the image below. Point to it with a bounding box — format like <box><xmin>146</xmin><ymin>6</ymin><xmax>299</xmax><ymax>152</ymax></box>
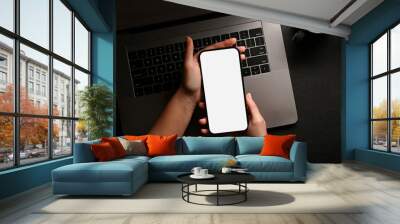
<box><xmin>79</xmin><ymin>84</ymin><xmax>113</xmax><ymax>140</ymax></box>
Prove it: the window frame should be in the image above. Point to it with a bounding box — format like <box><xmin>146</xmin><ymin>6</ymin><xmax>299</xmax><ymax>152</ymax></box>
<box><xmin>0</xmin><ymin>0</ymin><xmax>92</xmax><ymax>171</ymax></box>
<box><xmin>0</xmin><ymin>71</ymin><xmax>7</xmax><ymax>85</ymax></box>
<box><xmin>0</xmin><ymin>53</ymin><xmax>7</xmax><ymax>68</ymax></box>
<box><xmin>370</xmin><ymin>20</ymin><xmax>400</xmax><ymax>154</ymax></box>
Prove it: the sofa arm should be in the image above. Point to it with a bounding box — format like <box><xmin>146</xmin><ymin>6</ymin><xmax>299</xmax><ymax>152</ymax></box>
<box><xmin>73</xmin><ymin>140</ymin><xmax>99</xmax><ymax>163</ymax></box>
<box><xmin>289</xmin><ymin>141</ymin><xmax>307</xmax><ymax>181</ymax></box>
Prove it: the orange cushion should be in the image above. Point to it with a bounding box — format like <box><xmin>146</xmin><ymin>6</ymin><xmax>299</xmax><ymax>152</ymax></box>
<box><xmin>259</xmin><ymin>134</ymin><xmax>296</xmax><ymax>159</ymax></box>
<box><xmin>91</xmin><ymin>142</ymin><xmax>118</xmax><ymax>161</ymax></box>
<box><xmin>124</xmin><ymin>135</ymin><xmax>148</xmax><ymax>141</ymax></box>
<box><xmin>146</xmin><ymin>134</ymin><xmax>177</xmax><ymax>157</ymax></box>
<box><xmin>101</xmin><ymin>137</ymin><xmax>126</xmax><ymax>158</ymax></box>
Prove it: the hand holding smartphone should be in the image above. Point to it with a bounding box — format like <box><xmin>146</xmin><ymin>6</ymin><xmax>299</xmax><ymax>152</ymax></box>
<box><xmin>199</xmin><ymin>48</ymin><xmax>248</xmax><ymax>134</ymax></box>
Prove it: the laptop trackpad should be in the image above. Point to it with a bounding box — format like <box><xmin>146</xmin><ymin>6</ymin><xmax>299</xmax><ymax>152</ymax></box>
<box><xmin>244</xmin><ymin>70</ymin><xmax>298</xmax><ymax>128</ymax></box>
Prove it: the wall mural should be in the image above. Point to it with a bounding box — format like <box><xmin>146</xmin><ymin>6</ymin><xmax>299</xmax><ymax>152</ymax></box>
<box><xmin>117</xmin><ymin>16</ymin><xmax>342</xmax><ymax>163</ymax></box>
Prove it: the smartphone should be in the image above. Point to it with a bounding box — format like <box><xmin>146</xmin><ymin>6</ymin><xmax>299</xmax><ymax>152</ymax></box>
<box><xmin>199</xmin><ymin>48</ymin><xmax>248</xmax><ymax>134</ymax></box>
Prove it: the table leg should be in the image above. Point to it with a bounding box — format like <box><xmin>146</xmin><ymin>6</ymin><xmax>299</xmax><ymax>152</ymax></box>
<box><xmin>195</xmin><ymin>184</ymin><xmax>198</xmax><ymax>192</ymax></box>
<box><xmin>245</xmin><ymin>183</ymin><xmax>247</xmax><ymax>201</ymax></box>
<box><xmin>217</xmin><ymin>184</ymin><xmax>219</xmax><ymax>206</ymax></box>
<box><xmin>181</xmin><ymin>184</ymin><xmax>183</xmax><ymax>199</ymax></box>
<box><xmin>187</xmin><ymin>184</ymin><xmax>190</xmax><ymax>202</ymax></box>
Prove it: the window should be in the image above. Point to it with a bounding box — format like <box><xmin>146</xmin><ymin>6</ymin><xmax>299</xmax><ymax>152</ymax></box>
<box><xmin>53</xmin><ymin>119</ymin><xmax>72</xmax><ymax>158</ymax></box>
<box><xmin>21</xmin><ymin>45</ymin><xmax>49</xmax><ymax>116</ymax></box>
<box><xmin>35</xmin><ymin>70</ymin><xmax>40</xmax><ymax>81</ymax></box>
<box><xmin>35</xmin><ymin>83</ymin><xmax>40</xmax><ymax>95</ymax></box>
<box><xmin>0</xmin><ymin>71</ymin><xmax>6</xmax><ymax>84</ymax></box>
<box><xmin>74</xmin><ymin>69</ymin><xmax>89</xmax><ymax>119</ymax></box>
<box><xmin>0</xmin><ymin>0</ymin><xmax>91</xmax><ymax>170</ymax></box>
<box><xmin>53</xmin><ymin>59</ymin><xmax>72</xmax><ymax>117</ymax></box>
<box><xmin>53</xmin><ymin>0</ymin><xmax>72</xmax><ymax>60</ymax></box>
<box><xmin>28</xmin><ymin>81</ymin><xmax>33</xmax><ymax>94</ymax></box>
<box><xmin>28</xmin><ymin>67</ymin><xmax>34</xmax><ymax>80</ymax></box>
<box><xmin>0</xmin><ymin>55</ymin><xmax>7</xmax><ymax>67</ymax></box>
<box><xmin>0</xmin><ymin>53</ymin><xmax>8</xmax><ymax>90</ymax></box>
<box><xmin>74</xmin><ymin>18</ymin><xmax>90</xmax><ymax>70</ymax></box>
<box><xmin>19</xmin><ymin>117</ymin><xmax>49</xmax><ymax>165</ymax></box>
<box><xmin>0</xmin><ymin>116</ymin><xmax>13</xmax><ymax>170</ymax></box>
<box><xmin>0</xmin><ymin>0</ymin><xmax>14</xmax><ymax>32</ymax></box>
<box><xmin>0</xmin><ymin>53</ymin><xmax>7</xmax><ymax>89</ymax></box>
<box><xmin>74</xmin><ymin>69</ymin><xmax>89</xmax><ymax>143</ymax></box>
<box><xmin>0</xmin><ymin>34</ymin><xmax>13</xmax><ymax>113</ymax></box>
<box><xmin>42</xmin><ymin>85</ymin><xmax>46</xmax><ymax>97</ymax></box>
<box><xmin>391</xmin><ymin>23</ymin><xmax>400</xmax><ymax>70</ymax></box>
<box><xmin>20</xmin><ymin>0</ymin><xmax>49</xmax><ymax>49</ymax></box>
<box><xmin>371</xmin><ymin>23</ymin><xmax>400</xmax><ymax>154</ymax></box>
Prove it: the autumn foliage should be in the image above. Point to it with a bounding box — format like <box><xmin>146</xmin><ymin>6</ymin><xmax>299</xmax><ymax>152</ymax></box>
<box><xmin>372</xmin><ymin>99</ymin><xmax>400</xmax><ymax>142</ymax></box>
<box><xmin>0</xmin><ymin>85</ymin><xmax>59</xmax><ymax>151</ymax></box>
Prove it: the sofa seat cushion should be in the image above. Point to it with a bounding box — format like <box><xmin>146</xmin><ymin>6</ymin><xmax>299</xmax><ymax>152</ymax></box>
<box><xmin>236</xmin><ymin>155</ymin><xmax>293</xmax><ymax>172</ymax></box>
<box><xmin>149</xmin><ymin>154</ymin><xmax>235</xmax><ymax>172</ymax></box>
<box><xmin>117</xmin><ymin>155</ymin><xmax>150</xmax><ymax>163</ymax></box>
<box><xmin>53</xmin><ymin>159</ymin><xmax>147</xmax><ymax>183</ymax></box>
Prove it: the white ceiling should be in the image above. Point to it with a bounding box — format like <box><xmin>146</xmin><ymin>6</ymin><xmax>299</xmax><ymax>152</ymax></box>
<box><xmin>118</xmin><ymin>0</ymin><xmax>384</xmax><ymax>38</ymax></box>
<box><xmin>228</xmin><ymin>0</ymin><xmax>352</xmax><ymax>23</ymax></box>
<box><xmin>165</xmin><ymin>0</ymin><xmax>384</xmax><ymax>38</ymax></box>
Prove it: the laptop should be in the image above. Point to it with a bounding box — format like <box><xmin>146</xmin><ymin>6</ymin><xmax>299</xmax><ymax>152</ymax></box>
<box><xmin>119</xmin><ymin>15</ymin><xmax>297</xmax><ymax>134</ymax></box>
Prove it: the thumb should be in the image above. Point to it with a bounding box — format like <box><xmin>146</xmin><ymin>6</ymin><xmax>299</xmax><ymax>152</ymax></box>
<box><xmin>246</xmin><ymin>93</ymin><xmax>262</xmax><ymax>119</ymax></box>
<box><xmin>246</xmin><ymin>93</ymin><xmax>267</xmax><ymax>136</ymax></box>
<box><xmin>184</xmin><ymin>36</ymin><xmax>194</xmax><ymax>62</ymax></box>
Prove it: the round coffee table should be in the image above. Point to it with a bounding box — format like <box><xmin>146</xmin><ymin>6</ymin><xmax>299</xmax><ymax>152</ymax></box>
<box><xmin>177</xmin><ymin>173</ymin><xmax>255</xmax><ymax>206</ymax></box>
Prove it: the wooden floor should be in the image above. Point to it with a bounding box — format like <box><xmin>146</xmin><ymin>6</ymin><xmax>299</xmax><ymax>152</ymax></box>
<box><xmin>1</xmin><ymin>162</ymin><xmax>400</xmax><ymax>224</ymax></box>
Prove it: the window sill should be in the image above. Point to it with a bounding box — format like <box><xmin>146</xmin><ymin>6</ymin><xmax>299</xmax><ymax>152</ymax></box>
<box><xmin>367</xmin><ymin>148</ymin><xmax>400</xmax><ymax>156</ymax></box>
<box><xmin>355</xmin><ymin>148</ymin><xmax>400</xmax><ymax>172</ymax></box>
<box><xmin>0</xmin><ymin>156</ymin><xmax>72</xmax><ymax>176</ymax></box>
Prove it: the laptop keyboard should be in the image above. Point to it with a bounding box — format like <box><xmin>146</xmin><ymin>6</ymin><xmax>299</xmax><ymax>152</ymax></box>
<box><xmin>128</xmin><ymin>27</ymin><xmax>270</xmax><ymax>97</ymax></box>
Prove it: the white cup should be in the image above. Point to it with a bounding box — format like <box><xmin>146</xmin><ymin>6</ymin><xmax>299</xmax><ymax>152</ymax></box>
<box><xmin>200</xmin><ymin>169</ymin><xmax>208</xmax><ymax>176</ymax></box>
<box><xmin>221</xmin><ymin>167</ymin><xmax>232</xmax><ymax>174</ymax></box>
<box><xmin>191</xmin><ymin>167</ymin><xmax>202</xmax><ymax>176</ymax></box>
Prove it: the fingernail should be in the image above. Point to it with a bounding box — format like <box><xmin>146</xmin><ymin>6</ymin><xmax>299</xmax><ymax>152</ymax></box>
<box><xmin>248</xmin><ymin>93</ymin><xmax>252</xmax><ymax>99</ymax></box>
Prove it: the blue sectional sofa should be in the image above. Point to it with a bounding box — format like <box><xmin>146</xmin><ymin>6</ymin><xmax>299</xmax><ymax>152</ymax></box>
<box><xmin>52</xmin><ymin>137</ymin><xmax>307</xmax><ymax>196</ymax></box>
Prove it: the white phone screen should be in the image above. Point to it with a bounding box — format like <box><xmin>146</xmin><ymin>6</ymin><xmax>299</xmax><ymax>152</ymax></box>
<box><xmin>199</xmin><ymin>48</ymin><xmax>248</xmax><ymax>134</ymax></box>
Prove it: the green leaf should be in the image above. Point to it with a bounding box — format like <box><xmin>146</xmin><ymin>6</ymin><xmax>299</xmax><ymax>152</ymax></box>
<box><xmin>79</xmin><ymin>84</ymin><xmax>113</xmax><ymax>140</ymax></box>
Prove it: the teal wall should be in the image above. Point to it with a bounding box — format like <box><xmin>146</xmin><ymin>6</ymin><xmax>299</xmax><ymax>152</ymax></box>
<box><xmin>0</xmin><ymin>0</ymin><xmax>116</xmax><ymax>200</ymax></box>
<box><xmin>91</xmin><ymin>0</ymin><xmax>116</xmax><ymax>135</ymax></box>
<box><xmin>0</xmin><ymin>158</ymin><xmax>72</xmax><ymax>199</ymax></box>
<box><xmin>343</xmin><ymin>43</ymin><xmax>369</xmax><ymax>160</ymax></box>
<box><xmin>66</xmin><ymin>0</ymin><xmax>110</xmax><ymax>32</ymax></box>
<box><xmin>355</xmin><ymin>148</ymin><xmax>400</xmax><ymax>172</ymax></box>
<box><xmin>69</xmin><ymin>0</ymin><xmax>116</xmax><ymax>133</ymax></box>
<box><xmin>343</xmin><ymin>0</ymin><xmax>400</xmax><ymax>170</ymax></box>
